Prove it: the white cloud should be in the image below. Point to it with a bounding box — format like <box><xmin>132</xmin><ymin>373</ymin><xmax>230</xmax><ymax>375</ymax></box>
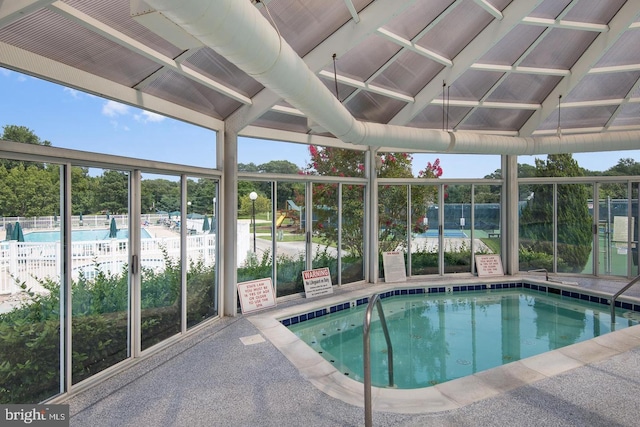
<box><xmin>64</xmin><ymin>87</ymin><xmax>81</xmax><ymax>98</ymax></box>
<box><xmin>102</xmin><ymin>100</ymin><xmax>130</xmax><ymax>117</ymax></box>
<box><xmin>0</xmin><ymin>69</ymin><xmax>28</xmax><ymax>82</ymax></box>
<box><xmin>108</xmin><ymin>120</ymin><xmax>130</xmax><ymax>132</ymax></box>
<box><xmin>135</xmin><ymin>110</ymin><xmax>166</xmax><ymax>123</ymax></box>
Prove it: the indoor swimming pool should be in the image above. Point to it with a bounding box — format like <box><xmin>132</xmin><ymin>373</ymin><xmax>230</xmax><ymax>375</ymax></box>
<box><xmin>284</xmin><ymin>284</ymin><xmax>640</xmax><ymax>389</ymax></box>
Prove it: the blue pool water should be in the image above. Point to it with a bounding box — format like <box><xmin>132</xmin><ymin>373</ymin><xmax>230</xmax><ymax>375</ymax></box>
<box><xmin>24</xmin><ymin>228</ymin><xmax>152</xmax><ymax>242</ymax></box>
<box><xmin>415</xmin><ymin>229</ymin><xmax>467</xmax><ymax>238</ymax></box>
<box><xmin>287</xmin><ymin>289</ymin><xmax>639</xmax><ymax>389</ymax></box>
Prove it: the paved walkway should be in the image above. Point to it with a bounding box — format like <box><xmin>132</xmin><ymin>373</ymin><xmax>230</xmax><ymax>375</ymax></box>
<box><xmin>64</xmin><ymin>276</ymin><xmax>640</xmax><ymax>426</ymax></box>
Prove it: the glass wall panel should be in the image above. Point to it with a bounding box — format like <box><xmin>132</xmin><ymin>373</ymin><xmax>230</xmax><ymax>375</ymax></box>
<box><xmin>378</xmin><ymin>185</ymin><xmax>408</xmax><ymax>278</ymax></box>
<box><xmin>595</xmin><ymin>184</ymin><xmax>628</xmax><ymax>276</ymax></box>
<box><xmin>519</xmin><ymin>184</ymin><xmax>554</xmax><ymax>272</ymax></box>
<box><xmin>0</xmin><ymin>160</ymin><xmax>62</xmax><ymax>403</ymax></box>
<box><xmin>237</xmin><ymin>182</ymin><xmax>273</xmax><ymax>286</ymax></box>
<box><xmin>474</xmin><ymin>184</ymin><xmax>501</xmax><ymax>258</ymax></box>
<box><xmin>140</xmin><ymin>173</ymin><xmax>181</xmax><ymax>351</ymax></box>
<box><xmin>557</xmin><ymin>183</ymin><xmax>593</xmax><ymax>274</ymax></box>
<box><xmin>185</xmin><ymin>177</ymin><xmax>218</xmax><ymax>328</ymax></box>
<box><xmin>410</xmin><ymin>185</ymin><xmax>439</xmax><ymax>275</ymax></box>
<box><xmin>444</xmin><ymin>185</ymin><xmax>472</xmax><ymax>274</ymax></box>
<box><xmin>311</xmin><ymin>182</ymin><xmax>338</xmax><ymax>283</ymax></box>
<box><xmin>72</xmin><ymin>168</ymin><xmax>129</xmax><ymax>383</ymax></box>
<box><xmin>275</xmin><ymin>181</ymin><xmax>306</xmax><ymax>297</ymax></box>
<box><xmin>341</xmin><ymin>184</ymin><xmax>365</xmax><ymax>284</ymax></box>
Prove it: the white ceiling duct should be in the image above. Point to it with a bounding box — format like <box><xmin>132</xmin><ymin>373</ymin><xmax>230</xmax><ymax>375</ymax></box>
<box><xmin>142</xmin><ymin>0</ymin><xmax>640</xmax><ymax>155</ymax></box>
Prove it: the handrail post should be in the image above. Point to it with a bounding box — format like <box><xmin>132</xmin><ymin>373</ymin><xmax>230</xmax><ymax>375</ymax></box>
<box><xmin>363</xmin><ymin>293</ymin><xmax>394</xmax><ymax>427</ymax></box>
<box><xmin>610</xmin><ymin>274</ymin><xmax>640</xmax><ymax>326</ymax></box>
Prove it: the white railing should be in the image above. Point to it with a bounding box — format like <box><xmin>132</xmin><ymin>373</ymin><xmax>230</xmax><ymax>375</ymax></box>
<box><xmin>0</xmin><ymin>234</ymin><xmax>217</xmax><ymax>295</ymax></box>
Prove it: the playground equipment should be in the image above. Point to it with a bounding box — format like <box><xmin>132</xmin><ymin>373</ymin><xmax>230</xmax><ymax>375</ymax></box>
<box><xmin>276</xmin><ymin>200</ymin><xmax>301</xmax><ymax>231</ymax></box>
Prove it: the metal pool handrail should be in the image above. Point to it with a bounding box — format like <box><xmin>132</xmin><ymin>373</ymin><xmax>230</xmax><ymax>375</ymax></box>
<box><xmin>363</xmin><ymin>293</ymin><xmax>394</xmax><ymax>427</ymax></box>
<box><xmin>610</xmin><ymin>274</ymin><xmax>640</xmax><ymax>325</ymax></box>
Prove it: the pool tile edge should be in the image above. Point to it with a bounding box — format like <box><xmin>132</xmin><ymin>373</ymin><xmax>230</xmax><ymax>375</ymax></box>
<box><xmin>247</xmin><ymin>284</ymin><xmax>640</xmax><ymax>415</ymax></box>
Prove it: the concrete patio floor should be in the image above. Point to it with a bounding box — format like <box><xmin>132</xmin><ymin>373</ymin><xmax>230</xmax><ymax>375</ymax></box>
<box><xmin>65</xmin><ymin>276</ymin><xmax>640</xmax><ymax>426</ymax></box>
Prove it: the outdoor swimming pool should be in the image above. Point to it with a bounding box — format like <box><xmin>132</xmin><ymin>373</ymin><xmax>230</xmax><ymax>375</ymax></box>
<box><xmin>415</xmin><ymin>229</ymin><xmax>467</xmax><ymax>238</ymax></box>
<box><xmin>285</xmin><ymin>285</ymin><xmax>640</xmax><ymax>389</ymax></box>
<box><xmin>24</xmin><ymin>228</ymin><xmax>152</xmax><ymax>242</ymax></box>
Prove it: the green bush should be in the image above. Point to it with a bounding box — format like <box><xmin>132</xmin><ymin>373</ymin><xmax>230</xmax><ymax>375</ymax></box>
<box><xmin>0</xmin><ymin>249</ymin><xmax>216</xmax><ymax>404</ymax></box>
<box><xmin>518</xmin><ymin>244</ymin><xmax>568</xmax><ymax>272</ymax></box>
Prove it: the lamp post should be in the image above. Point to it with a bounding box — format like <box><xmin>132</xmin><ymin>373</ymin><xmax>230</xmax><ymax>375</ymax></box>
<box><xmin>249</xmin><ymin>192</ymin><xmax>258</xmax><ymax>252</ymax></box>
<box><xmin>187</xmin><ymin>201</ymin><xmax>192</xmax><ymax>231</ymax></box>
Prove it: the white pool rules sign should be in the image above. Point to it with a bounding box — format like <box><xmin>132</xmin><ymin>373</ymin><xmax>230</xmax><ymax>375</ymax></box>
<box><xmin>302</xmin><ymin>267</ymin><xmax>333</xmax><ymax>298</ymax></box>
<box><xmin>237</xmin><ymin>278</ymin><xmax>276</xmax><ymax>313</ymax></box>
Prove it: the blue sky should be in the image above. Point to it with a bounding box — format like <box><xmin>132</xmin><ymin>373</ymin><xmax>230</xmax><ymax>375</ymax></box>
<box><xmin>1</xmin><ymin>68</ymin><xmax>637</xmax><ymax>178</ymax></box>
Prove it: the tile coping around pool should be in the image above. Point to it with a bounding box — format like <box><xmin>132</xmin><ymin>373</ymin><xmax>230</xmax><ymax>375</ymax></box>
<box><xmin>278</xmin><ymin>281</ymin><xmax>640</xmax><ymax>328</ymax></box>
<box><xmin>246</xmin><ymin>278</ymin><xmax>640</xmax><ymax>414</ymax></box>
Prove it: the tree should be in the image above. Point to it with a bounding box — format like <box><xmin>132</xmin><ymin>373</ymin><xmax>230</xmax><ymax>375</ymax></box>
<box><xmin>96</xmin><ymin>170</ymin><xmax>129</xmax><ymax>214</ymax></box>
<box><xmin>597</xmin><ymin>158</ymin><xmax>640</xmax><ymax>199</ymax></box>
<box><xmin>519</xmin><ymin>154</ymin><xmax>592</xmax><ymax>272</ymax></box>
<box><xmin>305</xmin><ymin>147</ymin><xmax>441</xmax><ymax>256</ymax></box>
<box><xmin>2</xmin><ymin>125</ymin><xmax>51</xmax><ymax>146</ymax></box>
<box><xmin>0</xmin><ymin>163</ymin><xmax>58</xmax><ymax>216</ymax></box>
<box><xmin>1</xmin><ymin>125</ymin><xmax>52</xmax><ymax>170</ymax></box>
<box><xmin>141</xmin><ymin>178</ymin><xmax>180</xmax><ymax>214</ymax></box>
<box><xmin>607</xmin><ymin>158</ymin><xmax>640</xmax><ymax>176</ymax></box>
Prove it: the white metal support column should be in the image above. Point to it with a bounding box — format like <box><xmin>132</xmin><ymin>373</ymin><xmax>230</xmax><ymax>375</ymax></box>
<box><xmin>504</xmin><ymin>155</ymin><xmax>518</xmax><ymax>275</ymax></box>
<box><xmin>470</xmin><ymin>184</ymin><xmax>476</xmax><ymax>275</ymax></box>
<box><xmin>222</xmin><ymin>129</ymin><xmax>238</xmax><ymax>316</ymax></box>
<box><xmin>180</xmin><ymin>174</ymin><xmax>187</xmax><ymax>332</ymax></box>
<box><xmin>366</xmin><ymin>149</ymin><xmax>379</xmax><ymax>283</ymax></box>
<box><xmin>61</xmin><ymin>163</ymin><xmax>72</xmax><ymax>395</ymax></box>
<box><xmin>553</xmin><ymin>182</ymin><xmax>558</xmax><ymax>274</ymax></box>
<box><xmin>130</xmin><ymin>170</ymin><xmax>142</xmax><ymax>357</ymax></box>
<box><xmin>306</xmin><ymin>181</ymin><xmax>313</xmax><ymax>271</ymax></box>
<box><xmin>406</xmin><ymin>184</ymin><xmax>412</xmax><ymax>277</ymax></box>
<box><xmin>338</xmin><ymin>183</ymin><xmax>343</xmax><ymax>285</ymax></box>
<box><xmin>593</xmin><ymin>183</ymin><xmax>600</xmax><ymax>276</ymax></box>
<box><xmin>438</xmin><ymin>184</ymin><xmax>444</xmax><ymax>275</ymax></box>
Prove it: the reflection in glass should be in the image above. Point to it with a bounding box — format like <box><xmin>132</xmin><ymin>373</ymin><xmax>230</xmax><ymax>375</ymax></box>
<box><xmin>557</xmin><ymin>183</ymin><xmax>593</xmax><ymax>274</ymax></box>
<box><xmin>474</xmin><ymin>184</ymin><xmax>501</xmax><ymax>258</ymax></box>
<box><xmin>341</xmin><ymin>184</ymin><xmax>365</xmax><ymax>284</ymax></box>
<box><xmin>237</xmin><ymin>182</ymin><xmax>273</xmax><ymax>285</ymax></box>
<box><xmin>311</xmin><ymin>182</ymin><xmax>338</xmax><ymax>283</ymax></box>
<box><xmin>519</xmin><ymin>183</ymin><xmax>554</xmax><ymax>272</ymax></box>
<box><xmin>275</xmin><ymin>181</ymin><xmax>306</xmax><ymax>297</ymax></box>
<box><xmin>141</xmin><ymin>173</ymin><xmax>181</xmax><ymax>350</ymax></box>
<box><xmin>0</xmin><ymin>160</ymin><xmax>62</xmax><ymax>402</ymax></box>
<box><xmin>72</xmin><ymin>168</ymin><xmax>129</xmax><ymax>383</ymax></box>
<box><xmin>410</xmin><ymin>185</ymin><xmax>439</xmax><ymax>276</ymax></box>
<box><xmin>378</xmin><ymin>185</ymin><xmax>408</xmax><ymax>278</ymax></box>
<box><xmin>444</xmin><ymin>184</ymin><xmax>471</xmax><ymax>274</ymax></box>
<box><xmin>185</xmin><ymin>177</ymin><xmax>218</xmax><ymax>328</ymax></box>
<box><xmin>595</xmin><ymin>183</ymin><xmax>629</xmax><ymax>276</ymax></box>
